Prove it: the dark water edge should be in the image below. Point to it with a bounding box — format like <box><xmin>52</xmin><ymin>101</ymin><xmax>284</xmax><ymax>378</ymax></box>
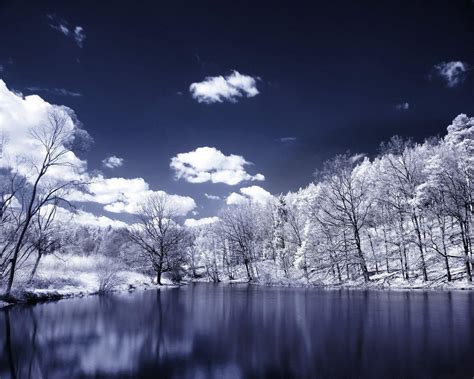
<box><xmin>1</xmin><ymin>283</ymin><xmax>473</xmax><ymax>379</ymax></box>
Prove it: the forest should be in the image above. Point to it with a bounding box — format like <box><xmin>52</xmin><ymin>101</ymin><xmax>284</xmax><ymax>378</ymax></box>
<box><xmin>1</xmin><ymin>112</ymin><xmax>473</xmax><ymax>299</ymax></box>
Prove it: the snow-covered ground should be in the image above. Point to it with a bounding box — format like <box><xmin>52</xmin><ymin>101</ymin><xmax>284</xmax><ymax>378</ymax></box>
<box><xmin>194</xmin><ymin>260</ymin><xmax>474</xmax><ymax>291</ymax></box>
<box><xmin>1</xmin><ymin>254</ymin><xmax>176</xmax><ymax>306</ymax></box>
<box><xmin>2</xmin><ymin>254</ymin><xmax>473</xmax><ymax>309</ymax></box>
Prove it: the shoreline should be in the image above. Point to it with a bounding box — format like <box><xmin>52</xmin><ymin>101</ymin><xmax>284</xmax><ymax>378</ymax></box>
<box><xmin>0</xmin><ymin>281</ymin><xmax>181</xmax><ymax>309</ymax></box>
<box><xmin>2</xmin><ymin>275</ymin><xmax>472</xmax><ymax>309</ymax></box>
<box><xmin>194</xmin><ymin>276</ymin><xmax>474</xmax><ymax>292</ymax></box>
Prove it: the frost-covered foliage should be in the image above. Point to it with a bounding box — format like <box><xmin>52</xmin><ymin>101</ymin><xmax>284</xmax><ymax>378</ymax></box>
<box><xmin>189</xmin><ymin>115</ymin><xmax>474</xmax><ymax>287</ymax></box>
<box><xmin>1</xmin><ymin>114</ymin><xmax>473</xmax><ymax>296</ymax></box>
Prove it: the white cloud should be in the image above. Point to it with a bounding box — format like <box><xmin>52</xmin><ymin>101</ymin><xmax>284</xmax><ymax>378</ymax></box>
<box><xmin>26</xmin><ymin>87</ymin><xmax>82</xmax><ymax>97</ymax></box>
<box><xmin>189</xmin><ymin>71</ymin><xmax>259</xmax><ymax>104</ymax></box>
<box><xmin>349</xmin><ymin>153</ymin><xmax>366</xmax><ymax>164</ymax></box>
<box><xmin>184</xmin><ymin>216</ymin><xmax>219</xmax><ymax>228</ymax></box>
<box><xmin>432</xmin><ymin>61</ymin><xmax>469</xmax><ymax>87</ymax></box>
<box><xmin>170</xmin><ymin>146</ymin><xmax>265</xmax><ymax>185</ymax></box>
<box><xmin>226</xmin><ymin>185</ymin><xmax>273</xmax><ymax>205</ymax></box>
<box><xmin>279</xmin><ymin>137</ymin><xmax>297</xmax><ymax>143</ymax></box>
<box><xmin>395</xmin><ymin>102</ymin><xmax>409</xmax><ymax>110</ymax></box>
<box><xmin>205</xmin><ymin>193</ymin><xmax>220</xmax><ymax>200</ymax></box>
<box><xmin>102</xmin><ymin>155</ymin><xmax>124</xmax><ymax>169</ymax></box>
<box><xmin>1</xmin><ymin>195</ymin><xmax>21</xmax><ymax>209</ymax></box>
<box><xmin>0</xmin><ymin>79</ymin><xmax>87</xmax><ymax>182</ymax></box>
<box><xmin>74</xmin><ymin>26</ymin><xmax>86</xmax><ymax>48</ymax></box>
<box><xmin>0</xmin><ymin>79</ymin><xmax>196</xmax><ymax>220</ymax></box>
<box><xmin>68</xmin><ymin>175</ymin><xmax>196</xmax><ymax>216</ymax></box>
<box><xmin>47</xmin><ymin>15</ymin><xmax>86</xmax><ymax>48</ymax></box>
<box><xmin>74</xmin><ymin>211</ymin><xmax>127</xmax><ymax>228</ymax></box>
<box><xmin>43</xmin><ymin>204</ymin><xmax>127</xmax><ymax>228</ymax></box>
<box><xmin>240</xmin><ymin>186</ymin><xmax>273</xmax><ymax>204</ymax></box>
<box><xmin>226</xmin><ymin>192</ymin><xmax>247</xmax><ymax>205</ymax></box>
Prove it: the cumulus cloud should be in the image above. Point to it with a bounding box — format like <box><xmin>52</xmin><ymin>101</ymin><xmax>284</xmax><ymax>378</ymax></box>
<box><xmin>68</xmin><ymin>175</ymin><xmax>196</xmax><ymax>216</ymax></box>
<box><xmin>240</xmin><ymin>186</ymin><xmax>273</xmax><ymax>204</ymax></box>
<box><xmin>43</xmin><ymin>204</ymin><xmax>127</xmax><ymax>228</ymax></box>
<box><xmin>170</xmin><ymin>146</ymin><xmax>265</xmax><ymax>185</ymax></box>
<box><xmin>184</xmin><ymin>216</ymin><xmax>220</xmax><ymax>228</ymax></box>
<box><xmin>226</xmin><ymin>192</ymin><xmax>247</xmax><ymax>205</ymax></box>
<box><xmin>47</xmin><ymin>14</ymin><xmax>86</xmax><ymax>48</ymax></box>
<box><xmin>395</xmin><ymin>102</ymin><xmax>409</xmax><ymax>111</ymax></box>
<box><xmin>102</xmin><ymin>155</ymin><xmax>124</xmax><ymax>169</ymax></box>
<box><xmin>0</xmin><ymin>79</ymin><xmax>87</xmax><ymax>182</ymax></box>
<box><xmin>189</xmin><ymin>71</ymin><xmax>259</xmax><ymax>104</ymax></box>
<box><xmin>226</xmin><ymin>185</ymin><xmax>273</xmax><ymax>205</ymax></box>
<box><xmin>205</xmin><ymin>193</ymin><xmax>220</xmax><ymax>200</ymax></box>
<box><xmin>432</xmin><ymin>61</ymin><xmax>469</xmax><ymax>87</ymax></box>
<box><xmin>0</xmin><ymin>78</ymin><xmax>196</xmax><ymax>221</ymax></box>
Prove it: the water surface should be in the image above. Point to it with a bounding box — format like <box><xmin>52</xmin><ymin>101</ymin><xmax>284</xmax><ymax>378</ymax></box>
<box><xmin>1</xmin><ymin>284</ymin><xmax>473</xmax><ymax>378</ymax></box>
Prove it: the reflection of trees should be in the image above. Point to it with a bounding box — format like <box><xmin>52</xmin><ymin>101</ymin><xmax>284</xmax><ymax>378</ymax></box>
<box><xmin>0</xmin><ymin>287</ymin><xmax>473</xmax><ymax>378</ymax></box>
<box><xmin>4</xmin><ymin>310</ymin><xmax>16</xmax><ymax>379</ymax></box>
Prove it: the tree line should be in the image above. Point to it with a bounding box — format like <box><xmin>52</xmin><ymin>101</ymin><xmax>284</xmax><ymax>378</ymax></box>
<box><xmin>1</xmin><ymin>112</ymin><xmax>473</xmax><ymax>296</ymax></box>
<box><xmin>189</xmin><ymin>114</ymin><xmax>473</xmax><ymax>285</ymax></box>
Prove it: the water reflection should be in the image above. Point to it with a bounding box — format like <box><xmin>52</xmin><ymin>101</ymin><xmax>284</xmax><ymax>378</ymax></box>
<box><xmin>1</xmin><ymin>285</ymin><xmax>473</xmax><ymax>378</ymax></box>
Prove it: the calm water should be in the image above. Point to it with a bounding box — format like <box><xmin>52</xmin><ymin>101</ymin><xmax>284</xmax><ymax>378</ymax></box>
<box><xmin>1</xmin><ymin>284</ymin><xmax>473</xmax><ymax>379</ymax></box>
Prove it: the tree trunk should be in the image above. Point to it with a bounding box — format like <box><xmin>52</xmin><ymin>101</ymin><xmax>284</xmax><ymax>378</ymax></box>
<box><xmin>460</xmin><ymin>222</ymin><xmax>472</xmax><ymax>282</ymax></box>
<box><xmin>444</xmin><ymin>255</ymin><xmax>452</xmax><ymax>282</ymax></box>
<box><xmin>439</xmin><ymin>221</ymin><xmax>451</xmax><ymax>282</ymax></box>
<box><xmin>243</xmin><ymin>259</ymin><xmax>252</xmax><ymax>281</ymax></box>
<box><xmin>5</xmin><ymin>168</ymin><xmax>45</xmax><ymax>296</ymax></box>
<box><xmin>381</xmin><ymin>222</ymin><xmax>390</xmax><ymax>273</ymax></box>
<box><xmin>403</xmin><ymin>247</ymin><xmax>409</xmax><ymax>280</ymax></box>
<box><xmin>397</xmin><ymin>210</ymin><xmax>409</xmax><ymax>280</ymax></box>
<box><xmin>343</xmin><ymin>230</ymin><xmax>350</xmax><ymax>280</ymax></box>
<box><xmin>354</xmin><ymin>229</ymin><xmax>369</xmax><ymax>282</ymax></box>
<box><xmin>368</xmin><ymin>233</ymin><xmax>379</xmax><ymax>274</ymax></box>
<box><xmin>412</xmin><ymin>213</ymin><xmax>428</xmax><ymax>281</ymax></box>
<box><xmin>156</xmin><ymin>254</ymin><xmax>164</xmax><ymax>285</ymax></box>
<box><xmin>30</xmin><ymin>251</ymin><xmax>43</xmax><ymax>281</ymax></box>
<box><xmin>336</xmin><ymin>262</ymin><xmax>342</xmax><ymax>283</ymax></box>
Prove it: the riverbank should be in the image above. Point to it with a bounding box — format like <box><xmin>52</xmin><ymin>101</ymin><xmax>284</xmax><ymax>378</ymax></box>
<box><xmin>195</xmin><ymin>260</ymin><xmax>474</xmax><ymax>291</ymax></box>
<box><xmin>0</xmin><ymin>254</ymin><xmax>175</xmax><ymax>308</ymax></box>
<box><xmin>2</xmin><ymin>256</ymin><xmax>473</xmax><ymax>309</ymax></box>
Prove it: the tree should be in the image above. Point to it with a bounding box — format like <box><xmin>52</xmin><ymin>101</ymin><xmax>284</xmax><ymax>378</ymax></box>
<box><xmin>379</xmin><ymin>137</ymin><xmax>431</xmax><ymax>281</ymax></box>
<box><xmin>314</xmin><ymin>154</ymin><xmax>373</xmax><ymax>282</ymax></box>
<box><xmin>219</xmin><ymin>203</ymin><xmax>257</xmax><ymax>281</ymax></box>
<box><xmin>128</xmin><ymin>193</ymin><xmax>189</xmax><ymax>284</ymax></box>
<box><xmin>3</xmin><ymin>108</ymin><xmax>82</xmax><ymax>297</ymax></box>
<box><xmin>28</xmin><ymin>203</ymin><xmax>62</xmax><ymax>280</ymax></box>
<box><xmin>272</xmin><ymin>195</ymin><xmax>291</xmax><ymax>276</ymax></box>
<box><xmin>424</xmin><ymin>138</ymin><xmax>473</xmax><ymax>281</ymax></box>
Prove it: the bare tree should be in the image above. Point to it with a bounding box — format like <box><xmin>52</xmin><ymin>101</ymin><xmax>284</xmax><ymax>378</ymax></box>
<box><xmin>27</xmin><ymin>203</ymin><xmax>62</xmax><ymax>281</ymax></box>
<box><xmin>219</xmin><ymin>203</ymin><xmax>257</xmax><ymax>281</ymax></box>
<box><xmin>379</xmin><ymin>137</ymin><xmax>431</xmax><ymax>281</ymax></box>
<box><xmin>314</xmin><ymin>155</ymin><xmax>373</xmax><ymax>282</ymax></box>
<box><xmin>128</xmin><ymin>193</ymin><xmax>189</xmax><ymax>284</ymax></box>
<box><xmin>2</xmin><ymin>108</ymin><xmax>81</xmax><ymax>297</ymax></box>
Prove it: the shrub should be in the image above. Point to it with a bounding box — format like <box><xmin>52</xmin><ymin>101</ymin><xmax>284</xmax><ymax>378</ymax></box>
<box><xmin>96</xmin><ymin>260</ymin><xmax>121</xmax><ymax>293</ymax></box>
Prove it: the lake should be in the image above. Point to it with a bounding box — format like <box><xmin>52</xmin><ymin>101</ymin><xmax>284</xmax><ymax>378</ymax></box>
<box><xmin>1</xmin><ymin>284</ymin><xmax>473</xmax><ymax>378</ymax></box>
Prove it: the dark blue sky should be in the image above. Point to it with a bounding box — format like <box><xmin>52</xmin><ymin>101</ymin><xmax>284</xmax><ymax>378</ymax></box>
<box><xmin>1</xmin><ymin>0</ymin><xmax>474</xmax><ymax>219</ymax></box>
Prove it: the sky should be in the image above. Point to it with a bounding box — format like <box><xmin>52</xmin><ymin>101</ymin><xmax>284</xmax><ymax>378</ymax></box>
<box><xmin>1</xmin><ymin>0</ymin><xmax>474</xmax><ymax>224</ymax></box>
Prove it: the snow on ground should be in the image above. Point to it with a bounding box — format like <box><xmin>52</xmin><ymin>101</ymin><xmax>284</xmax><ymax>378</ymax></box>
<box><xmin>1</xmin><ymin>254</ymin><xmax>176</xmax><ymax>304</ymax></box>
<box><xmin>195</xmin><ymin>260</ymin><xmax>474</xmax><ymax>291</ymax></box>
<box><xmin>2</xmin><ymin>254</ymin><xmax>472</xmax><ymax>308</ymax></box>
